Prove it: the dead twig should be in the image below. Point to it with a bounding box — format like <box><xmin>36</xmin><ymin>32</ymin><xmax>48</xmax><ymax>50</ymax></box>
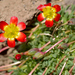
<box><xmin>0</xmin><ymin>61</ymin><xmax>21</xmax><ymax>69</ymax></box>
<box><xmin>28</xmin><ymin>63</ymin><xmax>40</xmax><ymax>75</ymax></box>
<box><xmin>50</xmin><ymin>56</ymin><xmax>66</xmax><ymax>75</ymax></box>
<box><xmin>0</xmin><ymin>46</ymin><xmax>10</xmax><ymax>53</ymax></box>
<box><xmin>28</xmin><ymin>24</ymin><xmax>39</xmax><ymax>38</ymax></box>
<box><xmin>42</xmin><ymin>67</ymin><xmax>48</xmax><ymax>75</ymax></box>
<box><xmin>28</xmin><ymin>20</ymin><xmax>45</xmax><ymax>38</ymax></box>
<box><xmin>69</xmin><ymin>57</ymin><xmax>75</xmax><ymax>74</ymax></box>
<box><xmin>59</xmin><ymin>58</ymin><xmax>68</xmax><ymax>75</ymax></box>
<box><xmin>0</xmin><ymin>57</ymin><xmax>30</xmax><ymax>72</ymax></box>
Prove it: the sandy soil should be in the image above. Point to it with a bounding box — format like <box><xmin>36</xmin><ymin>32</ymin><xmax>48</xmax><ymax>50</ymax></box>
<box><xmin>0</xmin><ymin>0</ymin><xmax>75</xmax><ymax>23</ymax></box>
<box><xmin>0</xmin><ymin>0</ymin><xmax>75</xmax><ymax>75</ymax></box>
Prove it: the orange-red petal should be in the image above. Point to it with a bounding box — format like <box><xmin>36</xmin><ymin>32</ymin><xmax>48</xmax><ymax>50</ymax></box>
<box><xmin>37</xmin><ymin>3</ymin><xmax>51</xmax><ymax>11</ymax></box>
<box><xmin>7</xmin><ymin>39</ymin><xmax>15</xmax><ymax>47</ymax></box>
<box><xmin>0</xmin><ymin>21</ymin><xmax>8</xmax><ymax>31</ymax></box>
<box><xmin>53</xmin><ymin>5</ymin><xmax>61</xmax><ymax>12</ymax></box>
<box><xmin>54</xmin><ymin>13</ymin><xmax>61</xmax><ymax>22</ymax></box>
<box><xmin>16</xmin><ymin>32</ymin><xmax>26</xmax><ymax>42</ymax></box>
<box><xmin>37</xmin><ymin>4</ymin><xmax>45</xmax><ymax>11</ymax></box>
<box><xmin>37</xmin><ymin>13</ymin><xmax>45</xmax><ymax>22</ymax></box>
<box><xmin>45</xmin><ymin>19</ymin><xmax>53</xmax><ymax>27</ymax></box>
<box><xmin>0</xmin><ymin>33</ymin><xmax>7</xmax><ymax>42</ymax></box>
<box><xmin>17</xmin><ymin>22</ymin><xmax>26</xmax><ymax>31</ymax></box>
<box><xmin>44</xmin><ymin>3</ymin><xmax>51</xmax><ymax>7</ymax></box>
<box><xmin>10</xmin><ymin>16</ymin><xmax>18</xmax><ymax>25</ymax></box>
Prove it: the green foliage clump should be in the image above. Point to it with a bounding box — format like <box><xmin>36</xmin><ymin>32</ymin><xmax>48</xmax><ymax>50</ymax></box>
<box><xmin>10</xmin><ymin>5</ymin><xmax>75</xmax><ymax>75</ymax></box>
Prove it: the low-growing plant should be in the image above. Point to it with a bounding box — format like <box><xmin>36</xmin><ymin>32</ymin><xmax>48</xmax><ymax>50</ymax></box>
<box><xmin>0</xmin><ymin>3</ymin><xmax>75</xmax><ymax>75</ymax></box>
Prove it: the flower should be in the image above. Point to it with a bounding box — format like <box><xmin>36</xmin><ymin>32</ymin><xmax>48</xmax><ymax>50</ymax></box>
<box><xmin>0</xmin><ymin>16</ymin><xmax>26</xmax><ymax>47</ymax></box>
<box><xmin>37</xmin><ymin>3</ymin><xmax>61</xmax><ymax>27</ymax></box>
<box><xmin>15</xmin><ymin>54</ymin><xmax>21</xmax><ymax>60</ymax></box>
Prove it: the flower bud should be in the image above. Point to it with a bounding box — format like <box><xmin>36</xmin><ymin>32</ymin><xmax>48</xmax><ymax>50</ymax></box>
<box><xmin>24</xmin><ymin>48</ymin><xmax>39</xmax><ymax>56</ymax></box>
<box><xmin>15</xmin><ymin>54</ymin><xmax>21</xmax><ymax>60</ymax></box>
<box><xmin>58</xmin><ymin>43</ymin><xmax>69</xmax><ymax>49</ymax></box>
<box><xmin>33</xmin><ymin>52</ymin><xmax>44</xmax><ymax>59</ymax></box>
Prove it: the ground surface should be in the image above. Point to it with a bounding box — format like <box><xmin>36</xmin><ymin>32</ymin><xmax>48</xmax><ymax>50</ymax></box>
<box><xmin>0</xmin><ymin>0</ymin><xmax>75</xmax><ymax>75</ymax></box>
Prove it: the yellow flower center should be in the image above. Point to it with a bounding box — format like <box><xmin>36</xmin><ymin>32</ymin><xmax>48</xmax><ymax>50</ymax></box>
<box><xmin>4</xmin><ymin>24</ymin><xmax>20</xmax><ymax>40</ymax></box>
<box><xmin>43</xmin><ymin>6</ymin><xmax>57</xmax><ymax>20</ymax></box>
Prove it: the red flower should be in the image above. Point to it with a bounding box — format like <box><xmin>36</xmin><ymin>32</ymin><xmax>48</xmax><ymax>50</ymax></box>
<box><xmin>37</xmin><ymin>3</ymin><xmax>61</xmax><ymax>27</ymax></box>
<box><xmin>0</xmin><ymin>16</ymin><xmax>26</xmax><ymax>47</ymax></box>
<box><xmin>15</xmin><ymin>54</ymin><xmax>21</xmax><ymax>60</ymax></box>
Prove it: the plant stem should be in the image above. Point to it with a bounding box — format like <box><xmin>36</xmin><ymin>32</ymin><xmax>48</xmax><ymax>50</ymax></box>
<box><xmin>44</xmin><ymin>37</ymin><xmax>68</xmax><ymax>54</ymax></box>
<box><xmin>73</xmin><ymin>57</ymin><xmax>75</xmax><ymax>63</ymax></box>
<box><xmin>18</xmin><ymin>57</ymin><xmax>30</xmax><ymax>68</ymax></box>
<box><xmin>55</xmin><ymin>56</ymin><xmax>66</xmax><ymax>69</ymax></box>
<box><xmin>58</xmin><ymin>21</ymin><xmax>69</xmax><ymax>29</ymax></box>
<box><xmin>42</xmin><ymin>67</ymin><xmax>48</xmax><ymax>75</ymax></box>
<box><xmin>21</xmin><ymin>41</ymin><xmax>51</xmax><ymax>55</ymax></box>
<box><xmin>0</xmin><ymin>67</ymin><xmax>16</xmax><ymax>71</ymax></box>
<box><xmin>5</xmin><ymin>71</ymin><xmax>14</xmax><ymax>75</ymax></box>
<box><xmin>0</xmin><ymin>57</ymin><xmax>30</xmax><ymax>72</ymax></box>
<box><xmin>28</xmin><ymin>63</ymin><xmax>40</xmax><ymax>75</ymax></box>
<box><xmin>0</xmin><ymin>46</ymin><xmax>10</xmax><ymax>53</ymax></box>
<box><xmin>68</xmin><ymin>41</ymin><xmax>75</xmax><ymax>46</ymax></box>
<box><xmin>0</xmin><ymin>42</ymin><xmax>22</xmax><ymax>53</ymax></box>
<box><xmin>28</xmin><ymin>24</ymin><xmax>39</xmax><ymax>38</ymax></box>
<box><xmin>60</xmin><ymin>30</ymin><xmax>70</xmax><ymax>36</ymax></box>
<box><xmin>39</xmin><ymin>41</ymin><xmax>51</xmax><ymax>51</ymax></box>
<box><xmin>69</xmin><ymin>65</ymin><xmax>74</xmax><ymax>73</ymax></box>
<box><xmin>50</xmin><ymin>56</ymin><xmax>66</xmax><ymax>75</ymax></box>
<box><xmin>69</xmin><ymin>57</ymin><xmax>75</xmax><ymax>73</ymax></box>
<box><xmin>0</xmin><ymin>61</ymin><xmax>21</xmax><ymax>69</ymax></box>
<box><xmin>58</xmin><ymin>41</ymin><xmax>75</xmax><ymax>50</ymax></box>
<box><xmin>28</xmin><ymin>20</ymin><xmax>45</xmax><ymax>38</ymax></box>
<box><xmin>37</xmin><ymin>33</ymin><xmax>53</xmax><ymax>38</ymax></box>
<box><xmin>59</xmin><ymin>58</ymin><xmax>68</xmax><ymax>75</ymax></box>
